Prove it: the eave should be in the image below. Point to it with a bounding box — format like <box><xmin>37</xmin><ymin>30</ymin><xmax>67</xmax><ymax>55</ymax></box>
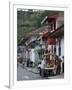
<box><xmin>48</xmin><ymin>25</ymin><xmax>64</xmax><ymax>39</ymax></box>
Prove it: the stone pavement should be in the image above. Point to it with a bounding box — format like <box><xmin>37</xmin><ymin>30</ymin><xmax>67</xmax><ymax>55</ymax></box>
<box><xmin>17</xmin><ymin>62</ymin><xmax>64</xmax><ymax>81</ymax></box>
<box><xmin>23</xmin><ymin>66</ymin><xmax>64</xmax><ymax>80</ymax></box>
<box><xmin>25</xmin><ymin>67</ymin><xmax>40</xmax><ymax>74</ymax></box>
<box><xmin>17</xmin><ymin>66</ymin><xmax>41</xmax><ymax>81</ymax></box>
<box><xmin>49</xmin><ymin>73</ymin><xmax>64</xmax><ymax>79</ymax></box>
<box><xmin>18</xmin><ymin>62</ymin><xmax>39</xmax><ymax>74</ymax></box>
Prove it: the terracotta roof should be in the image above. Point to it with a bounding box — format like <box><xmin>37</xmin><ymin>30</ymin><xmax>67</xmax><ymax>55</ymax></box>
<box><xmin>41</xmin><ymin>13</ymin><xmax>58</xmax><ymax>24</ymax></box>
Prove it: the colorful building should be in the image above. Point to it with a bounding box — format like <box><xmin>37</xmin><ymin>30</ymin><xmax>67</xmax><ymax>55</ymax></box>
<box><xmin>41</xmin><ymin>12</ymin><xmax>64</xmax><ymax>61</ymax></box>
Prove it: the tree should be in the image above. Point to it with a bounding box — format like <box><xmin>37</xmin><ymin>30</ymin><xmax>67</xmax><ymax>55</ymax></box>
<box><xmin>17</xmin><ymin>9</ymin><xmax>63</xmax><ymax>44</ymax></box>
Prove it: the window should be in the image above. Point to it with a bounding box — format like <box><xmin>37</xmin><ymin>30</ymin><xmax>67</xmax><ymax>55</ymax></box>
<box><xmin>54</xmin><ymin>46</ymin><xmax>56</xmax><ymax>54</ymax></box>
<box><xmin>48</xmin><ymin>22</ymin><xmax>56</xmax><ymax>32</ymax></box>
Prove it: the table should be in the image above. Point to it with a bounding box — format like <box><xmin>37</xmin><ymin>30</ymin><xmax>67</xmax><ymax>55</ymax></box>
<box><xmin>44</xmin><ymin>67</ymin><xmax>55</xmax><ymax>70</ymax></box>
<box><xmin>44</xmin><ymin>67</ymin><xmax>55</xmax><ymax>76</ymax></box>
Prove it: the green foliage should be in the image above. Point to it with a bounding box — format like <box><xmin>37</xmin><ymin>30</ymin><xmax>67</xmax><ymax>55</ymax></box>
<box><xmin>35</xmin><ymin>48</ymin><xmax>44</xmax><ymax>59</ymax></box>
<box><xmin>17</xmin><ymin>9</ymin><xmax>61</xmax><ymax>44</ymax></box>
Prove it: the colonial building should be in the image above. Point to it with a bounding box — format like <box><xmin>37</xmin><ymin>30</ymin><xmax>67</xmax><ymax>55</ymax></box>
<box><xmin>41</xmin><ymin>12</ymin><xmax>64</xmax><ymax>60</ymax></box>
<box><xmin>48</xmin><ymin>25</ymin><xmax>64</xmax><ymax>60</ymax></box>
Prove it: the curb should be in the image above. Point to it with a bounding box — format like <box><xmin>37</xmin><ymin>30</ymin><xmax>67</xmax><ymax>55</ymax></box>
<box><xmin>25</xmin><ymin>67</ymin><xmax>39</xmax><ymax>74</ymax></box>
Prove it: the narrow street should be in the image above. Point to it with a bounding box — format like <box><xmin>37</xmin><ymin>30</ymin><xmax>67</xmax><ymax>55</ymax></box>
<box><xmin>17</xmin><ymin>66</ymin><xmax>41</xmax><ymax>81</ymax></box>
<box><xmin>17</xmin><ymin>64</ymin><xmax>64</xmax><ymax>81</ymax></box>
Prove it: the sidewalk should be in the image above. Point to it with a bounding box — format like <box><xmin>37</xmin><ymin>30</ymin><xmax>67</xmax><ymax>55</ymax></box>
<box><xmin>49</xmin><ymin>73</ymin><xmax>64</xmax><ymax>79</ymax></box>
<box><xmin>25</xmin><ymin>67</ymin><xmax>64</xmax><ymax>79</ymax></box>
<box><xmin>25</xmin><ymin>67</ymin><xmax>40</xmax><ymax>74</ymax></box>
<box><xmin>18</xmin><ymin>62</ymin><xmax>40</xmax><ymax>74</ymax></box>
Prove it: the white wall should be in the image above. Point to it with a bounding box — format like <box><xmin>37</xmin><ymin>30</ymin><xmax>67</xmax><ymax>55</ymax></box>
<box><xmin>56</xmin><ymin>37</ymin><xmax>64</xmax><ymax>60</ymax></box>
<box><xmin>61</xmin><ymin>37</ymin><xmax>64</xmax><ymax>59</ymax></box>
<box><xmin>56</xmin><ymin>39</ymin><xmax>59</xmax><ymax>56</ymax></box>
<box><xmin>56</xmin><ymin>12</ymin><xmax>64</xmax><ymax>29</ymax></box>
<box><xmin>30</xmin><ymin>49</ymin><xmax>35</xmax><ymax>62</ymax></box>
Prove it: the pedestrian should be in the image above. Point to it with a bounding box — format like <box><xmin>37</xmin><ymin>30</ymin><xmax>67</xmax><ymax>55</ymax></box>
<box><xmin>27</xmin><ymin>58</ymin><xmax>30</xmax><ymax>67</ymax></box>
<box><xmin>56</xmin><ymin>58</ymin><xmax>61</xmax><ymax>74</ymax></box>
<box><xmin>22</xmin><ymin>61</ymin><xmax>25</xmax><ymax>68</ymax></box>
<box><xmin>62</xmin><ymin>56</ymin><xmax>64</xmax><ymax>73</ymax></box>
<box><xmin>40</xmin><ymin>57</ymin><xmax>46</xmax><ymax>78</ymax></box>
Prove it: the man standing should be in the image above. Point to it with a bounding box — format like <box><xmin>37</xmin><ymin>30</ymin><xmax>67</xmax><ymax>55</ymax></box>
<box><xmin>62</xmin><ymin>56</ymin><xmax>64</xmax><ymax>73</ymax></box>
<box><xmin>40</xmin><ymin>57</ymin><xmax>46</xmax><ymax>78</ymax></box>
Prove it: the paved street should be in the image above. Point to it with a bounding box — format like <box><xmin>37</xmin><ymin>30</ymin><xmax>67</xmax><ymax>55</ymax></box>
<box><xmin>17</xmin><ymin>65</ymin><xmax>64</xmax><ymax>81</ymax></box>
<box><xmin>17</xmin><ymin>66</ymin><xmax>41</xmax><ymax>81</ymax></box>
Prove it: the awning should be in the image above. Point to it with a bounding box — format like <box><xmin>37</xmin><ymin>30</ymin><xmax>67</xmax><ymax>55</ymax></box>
<box><xmin>41</xmin><ymin>13</ymin><xmax>58</xmax><ymax>24</ymax></box>
<box><xmin>42</xmin><ymin>32</ymin><xmax>56</xmax><ymax>45</ymax></box>
<box><xmin>48</xmin><ymin>25</ymin><xmax>64</xmax><ymax>38</ymax></box>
